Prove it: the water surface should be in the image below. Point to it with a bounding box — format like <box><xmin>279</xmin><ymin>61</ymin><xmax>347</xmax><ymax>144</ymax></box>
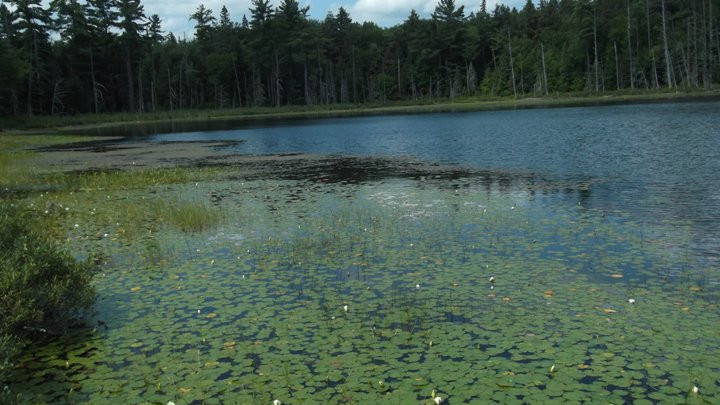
<box><xmin>147</xmin><ymin>101</ymin><xmax>720</xmax><ymax>266</ymax></box>
<box><xmin>9</xmin><ymin>101</ymin><xmax>720</xmax><ymax>403</ymax></box>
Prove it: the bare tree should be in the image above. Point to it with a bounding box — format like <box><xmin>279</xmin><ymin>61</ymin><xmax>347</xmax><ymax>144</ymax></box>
<box><xmin>661</xmin><ymin>0</ymin><xmax>674</xmax><ymax>88</ymax></box>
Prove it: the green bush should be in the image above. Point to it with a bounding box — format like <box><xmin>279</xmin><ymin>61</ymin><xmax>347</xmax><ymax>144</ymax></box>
<box><xmin>0</xmin><ymin>203</ymin><xmax>95</xmax><ymax>386</ymax></box>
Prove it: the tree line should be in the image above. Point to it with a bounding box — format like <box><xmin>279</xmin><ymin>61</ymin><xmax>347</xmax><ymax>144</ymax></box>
<box><xmin>0</xmin><ymin>0</ymin><xmax>718</xmax><ymax>116</ymax></box>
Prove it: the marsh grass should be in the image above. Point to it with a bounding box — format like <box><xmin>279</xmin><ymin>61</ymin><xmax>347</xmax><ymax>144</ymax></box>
<box><xmin>163</xmin><ymin>199</ymin><xmax>224</xmax><ymax>233</ymax></box>
<box><xmin>45</xmin><ymin>168</ymin><xmax>192</xmax><ymax>191</ymax></box>
<box><xmin>2</xmin><ymin>88</ymin><xmax>716</xmax><ymax>131</ymax></box>
<box><xmin>0</xmin><ymin>134</ymin><xmax>104</xmax><ymax>189</ymax></box>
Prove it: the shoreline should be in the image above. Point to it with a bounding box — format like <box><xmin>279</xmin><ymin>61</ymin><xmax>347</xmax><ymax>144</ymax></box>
<box><xmin>2</xmin><ymin>89</ymin><xmax>719</xmax><ymax>135</ymax></box>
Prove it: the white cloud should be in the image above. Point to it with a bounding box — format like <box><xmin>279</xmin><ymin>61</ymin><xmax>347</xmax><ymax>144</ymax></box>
<box><xmin>143</xmin><ymin>0</ymin><xmax>253</xmax><ymax>36</ymax></box>
<box><xmin>348</xmin><ymin>0</ymin><xmax>521</xmax><ymax>26</ymax></box>
<box><xmin>349</xmin><ymin>0</ymin><xmax>432</xmax><ymax>24</ymax></box>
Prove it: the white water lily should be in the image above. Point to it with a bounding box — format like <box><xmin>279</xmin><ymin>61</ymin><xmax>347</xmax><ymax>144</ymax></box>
<box><xmin>692</xmin><ymin>385</ymin><xmax>699</xmax><ymax>394</ymax></box>
<box><xmin>550</xmin><ymin>365</ymin><xmax>556</xmax><ymax>373</ymax></box>
<box><xmin>343</xmin><ymin>305</ymin><xmax>348</xmax><ymax>313</ymax></box>
<box><xmin>434</xmin><ymin>396</ymin><xmax>443</xmax><ymax>404</ymax></box>
<box><xmin>416</xmin><ymin>284</ymin><xmax>420</xmax><ymax>289</ymax></box>
<box><xmin>273</xmin><ymin>400</ymin><xmax>281</xmax><ymax>405</ymax></box>
<box><xmin>628</xmin><ymin>298</ymin><xmax>636</xmax><ymax>304</ymax></box>
<box><xmin>489</xmin><ymin>276</ymin><xmax>495</xmax><ymax>283</ymax></box>
<box><xmin>167</xmin><ymin>401</ymin><xmax>176</xmax><ymax>405</ymax></box>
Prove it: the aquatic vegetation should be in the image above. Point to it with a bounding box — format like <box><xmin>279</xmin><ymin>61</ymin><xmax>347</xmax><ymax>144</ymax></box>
<box><xmin>0</xmin><ymin>135</ymin><xmax>97</xmax><ymax>190</ymax></box>
<box><xmin>4</xmin><ymin>176</ymin><xmax>718</xmax><ymax>403</ymax></box>
<box><xmin>163</xmin><ymin>198</ymin><xmax>224</xmax><ymax>233</ymax></box>
<box><xmin>0</xmin><ymin>203</ymin><xmax>95</xmax><ymax>397</ymax></box>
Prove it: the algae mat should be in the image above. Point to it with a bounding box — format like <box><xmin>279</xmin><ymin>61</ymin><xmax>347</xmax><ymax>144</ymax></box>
<box><xmin>8</xmin><ymin>176</ymin><xmax>719</xmax><ymax>404</ymax></box>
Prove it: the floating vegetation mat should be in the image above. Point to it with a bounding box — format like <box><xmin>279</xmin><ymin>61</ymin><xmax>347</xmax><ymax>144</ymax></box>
<box><xmin>8</xmin><ymin>176</ymin><xmax>720</xmax><ymax>404</ymax></box>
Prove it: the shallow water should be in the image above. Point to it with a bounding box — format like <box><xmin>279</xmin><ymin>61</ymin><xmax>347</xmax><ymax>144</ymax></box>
<box><xmin>147</xmin><ymin>101</ymin><xmax>720</xmax><ymax>265</ymax></box>
<box><xmin>9</xmin><ymin>102</ymin><xmax>720</xmax><ymax>403</ymax></box>
<box><xmin>10</xmin><ymin>173</ymin><xmax>719</xmax><ymax>403</ymax></box>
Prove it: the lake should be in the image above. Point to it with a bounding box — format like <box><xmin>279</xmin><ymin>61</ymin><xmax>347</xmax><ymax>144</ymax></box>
<box><xmin>147</xmin><ymin>100</ymin><xmax>720</xmax><ymax>267</ymax></box>
<box><xmin>10</xmin><ymin>100</ymin><xmax>720</xmax><ymax>403</ymax></box>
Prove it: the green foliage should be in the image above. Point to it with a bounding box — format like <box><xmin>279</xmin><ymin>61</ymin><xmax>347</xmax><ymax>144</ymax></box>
<box><xmin>0</xmin><ymin>204</ymin><xmax>95</xmax><ymax>337</ymax></box>
<box><xmin>164</xmin><ymin>199</ymin><xmax>223</xmax><ymax>233</ymax></box>
<box><xmin>0</xmin><ymin>0</ymin><xmax>717</xmax><ymax>116</ymax></box>
<box><xmin>0</xmin><ymin>203</ymin><xmax>95</xmax><ymax>392</ymax></box>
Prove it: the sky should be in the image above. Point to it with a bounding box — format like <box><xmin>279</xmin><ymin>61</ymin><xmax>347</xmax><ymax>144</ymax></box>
<box><xmin>142</xmin><ymin>0</ymin><xmax>525</xmax><ymax>38</ymax></box>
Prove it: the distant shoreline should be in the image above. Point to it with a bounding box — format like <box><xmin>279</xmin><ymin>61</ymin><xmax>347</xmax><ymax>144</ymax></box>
<box><xmin>3</xmin><ymin>89</ymin><xmax>719</xmax><ymax>135</ymax></box>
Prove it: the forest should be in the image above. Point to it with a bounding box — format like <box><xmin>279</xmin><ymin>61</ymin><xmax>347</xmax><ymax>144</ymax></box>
<box><xmin>0</xmin><ymin>0</ymin><xmax>718</xmax><ymax>116</ymax></box>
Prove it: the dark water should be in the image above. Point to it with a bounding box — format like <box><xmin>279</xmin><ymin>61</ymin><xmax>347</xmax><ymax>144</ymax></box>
<box><xmin>112</xmin><ymin>101</ymin><xmax>720</xmax><ymax>265</ymax></box>
<box><xmin>146</xmin><ymin>101</ymin><xmax>719</xmax><ymax>265</ymax></box>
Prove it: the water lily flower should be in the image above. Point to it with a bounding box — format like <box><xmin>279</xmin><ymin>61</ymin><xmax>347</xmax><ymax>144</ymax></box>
<box><xmin>550</xmin><ymin>365</ymin><xmax>556</xmax><ymax>373</ymax></box>
<box><xmin>628</xmin><ymin>298</ymin><xmax>635</xmax><ymax>304</ymax></box>
<box><xmin>489</xmin><ymin>276</ymin><xmax>495</xmax><ymax>283</ymax></box>
<box><xmin>167</xmin><ymin>401</ymin><xmax>175</xmax><ymax>405</ymax></box>
<box><xmin>74</xmin><ymin>224</ymin><xmax>79</xmax><ymax>228</ymax></box>
<box><xmin>434</xmin><ymin>396</ymin><xmax>443</xmax><ymax>404</ymax></box>
<box><xmin>692</xmin><ymin>386</ymin><xmax>699</xmax><ymax>394</ymax></box>
<box><xmin>273</xmin><ymin>400</ymin><xmax>281</xmax><ymax>405</ymax></box>
<box><xmin>343</xmin><ymin>305</ymin><xmax>348</xmax><ymax>313</ymax></box>
<box><xmin>416</xmin><ymin>284</ymin><xmax>420</xmax><ymax>289</ymax></box>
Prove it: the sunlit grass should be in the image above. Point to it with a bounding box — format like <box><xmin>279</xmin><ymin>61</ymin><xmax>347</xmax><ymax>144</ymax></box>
<box><xmin>0</xmin><ymin>134</ymin><xmax>103</xmax><ymax>189</ymax></box>
<box><xmin>44</xmin><ymin>168</ymin><xmax>194</xmax><ymax>191</ymax></box>
<box><xmin>163</xmin><ymin>199</ymin><xmax>224</xmax><ymax>233</ymax></box>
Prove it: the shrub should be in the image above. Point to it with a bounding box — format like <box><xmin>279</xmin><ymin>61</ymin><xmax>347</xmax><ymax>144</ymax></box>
<box><xmin>0</xmin><ymin>203</ymin><xmax>95</xmax><ymax>386</ymax></box>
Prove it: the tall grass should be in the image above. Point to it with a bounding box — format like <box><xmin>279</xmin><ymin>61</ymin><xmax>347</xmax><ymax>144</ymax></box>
<box><xmin>164</xmin><ymin>199</ymin><xmax>224</xmax><ymax>233</ymax></box>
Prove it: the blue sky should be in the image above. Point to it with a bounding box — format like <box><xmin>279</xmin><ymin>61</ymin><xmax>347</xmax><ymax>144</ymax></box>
<box><xmin>141</xmin><ymin>0</ymin><xmax>524</xmax><ymax>38</ymax></box>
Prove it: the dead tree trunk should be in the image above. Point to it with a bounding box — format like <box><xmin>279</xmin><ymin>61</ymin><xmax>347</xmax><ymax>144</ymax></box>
<box><xmin>541</xmin><ymin>42</ymin><xmax>549</xmax><ymax>96</ymax></box>
<box><xmin>627</xmin><ymin>0</ymin><xmax>635</xmax><ymax>89</ymax></box>
<box><xmin>615</xmin><ymin>41</ymin><xmax>621</xmax><ymax>89</ymax></box>
<box><xmin>661</xmin><ymin>0</ymin><xmax>674</xmax><ymax>88</ymax></box>
<box><xmin>508</xmin><ymin>27</ymin><xmax>517</xmax><ymax>98</ymax></box>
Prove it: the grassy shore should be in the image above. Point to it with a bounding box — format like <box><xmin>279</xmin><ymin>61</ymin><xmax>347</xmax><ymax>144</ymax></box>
<box><xmin>1</xmin><ymin>88</ymin><xmax>718</xmax><ymax>133</ymax></box>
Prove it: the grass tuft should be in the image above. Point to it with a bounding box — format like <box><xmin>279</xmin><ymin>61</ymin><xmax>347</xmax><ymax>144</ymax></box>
<box><xmin>164</xmin><ymin>199</ymin><xmax>224</xmax><ymax>233</ymax></box>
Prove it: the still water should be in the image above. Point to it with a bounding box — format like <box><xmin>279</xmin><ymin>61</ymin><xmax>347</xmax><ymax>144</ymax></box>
<box><xmin>10</xmin><ymin>101</ymin><xmax>718</xmax><ymax>403</ymax></box>
<box><xmin>148</xmin><ymin>101</ymin><xmax>720</xmax><ymax>265</ymax></box>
